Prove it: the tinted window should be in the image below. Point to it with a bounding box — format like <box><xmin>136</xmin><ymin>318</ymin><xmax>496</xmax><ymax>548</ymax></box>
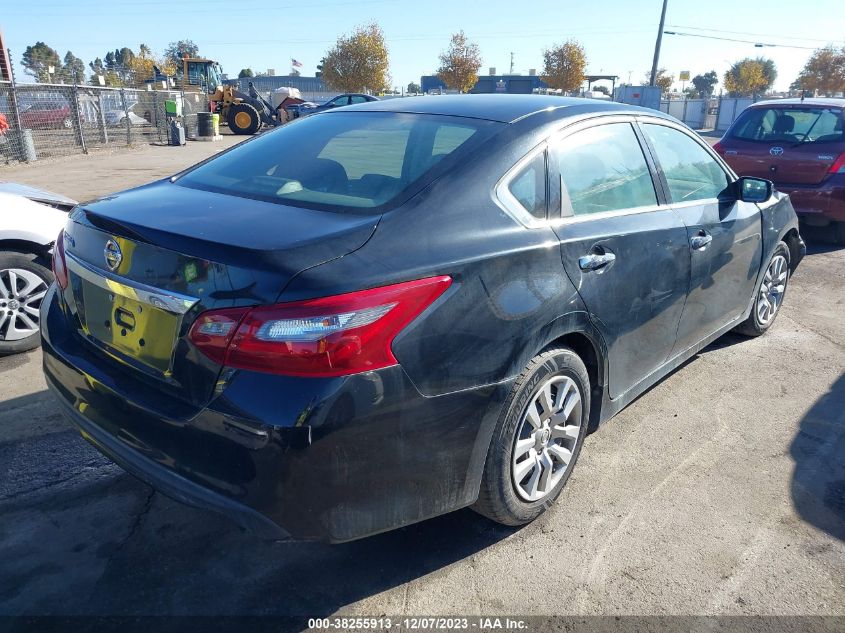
<box><xmin>177</xmin><ymin>112</ymin><xmax>498</xmax><ymax>212</ymax></box>
<box><xmin>554</xmin><ymin>123</ymin><xmax>657</xmax><ymax>216</ymax></box>
<box><xmin>349</xmin><ymin>95</ymin><xmax>369</xmax><ymax>104</ymax></box>
<box><xmin>731</xmin><ymin>106</ymin><xmax>843</xmax><ymax>143</ymax></box>
<box><xmin>642</xmin><ymin>124</ymin><xmax>729</xmax><ymax>202</ymax></box>
<box><xmin>508</xmin><ymin>152</ymin><xmax>547</xmax><ymax>220</ymax></box>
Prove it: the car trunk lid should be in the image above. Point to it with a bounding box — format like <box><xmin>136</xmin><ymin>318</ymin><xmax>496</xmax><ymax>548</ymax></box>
<box><xmin>59</xmin><ymin>180</ymin><xmax>379</xmax><ymax>406</ymax></box>
<box><xmin>724</xmin><ymin>139</ymin><xmax>839</xmax><ymax>186</ymax></box>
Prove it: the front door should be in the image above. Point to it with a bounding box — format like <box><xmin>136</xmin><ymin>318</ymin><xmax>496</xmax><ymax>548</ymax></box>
<box><xmin>549</xmin><ymin>120</ymin><xmax>690</xmax><ymax>400</ymax></box>
<box><xmin>639</xmin><ymin>121</ymin><xmax>762</xmax><ymax>354</ymax></box>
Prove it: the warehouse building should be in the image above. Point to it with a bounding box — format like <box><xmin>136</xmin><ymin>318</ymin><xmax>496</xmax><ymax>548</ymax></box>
<box><xmin>421</xmin><ymin>73</ymin><xmax>548</xmax><ymax>94</ymax></box>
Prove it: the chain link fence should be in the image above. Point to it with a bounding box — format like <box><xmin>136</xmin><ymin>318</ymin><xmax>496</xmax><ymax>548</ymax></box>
<box><xmin>0</xmin><ymin>81</ymin><xmax>209</xmax><ymax>165</ymax></box>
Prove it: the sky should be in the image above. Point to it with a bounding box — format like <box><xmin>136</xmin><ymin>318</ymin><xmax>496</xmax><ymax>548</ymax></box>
<box><xmin>2</xmin><ymin>0</ymin><xmax>843</xmax><ymax>92</ymax></box>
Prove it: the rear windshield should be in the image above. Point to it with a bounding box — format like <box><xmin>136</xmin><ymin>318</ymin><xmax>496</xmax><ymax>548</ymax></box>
<box><xmin>176</xmin><ymin>112</ymin><xmax>499</xmax><ymax>212</ymax></box>
<box><xmin>731</xmin><ymin>106</ymin><xmax>844</xmax><ymax>144</ymax></box>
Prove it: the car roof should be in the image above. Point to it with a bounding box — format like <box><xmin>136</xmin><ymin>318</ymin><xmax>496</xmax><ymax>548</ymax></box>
<box><xmin>333</xmin><ymin>94</ymin><xmax>663</xmax><ymax>123</ymax></box>
<box><xmin>749</xmin><ymin>97</ymin><xmax>845</xmax><ymax>109</ymax></box>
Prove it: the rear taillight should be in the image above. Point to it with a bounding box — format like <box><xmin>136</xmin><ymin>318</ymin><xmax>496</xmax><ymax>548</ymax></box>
<box><xmin>713</xmin><ymin>141</ymin><xmax>725</xmax><ymax>155</ymax></box>
<box><xmin>189</xmin><ymin>276</ymin><xmax>452</xmax><ymax>377</ymax></box>
<box><xmin>52</xmin><ymin>229</ymin><xmax>68</xmax><ymax>289</ymax></box>
<box><xmin>829</xmin><ymin>153</ymin><xmax>845</xmax><ymax>175</ymax></box>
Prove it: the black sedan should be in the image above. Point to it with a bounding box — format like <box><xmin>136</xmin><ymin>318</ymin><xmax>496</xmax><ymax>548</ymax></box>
<box><xmin>43</xmin><ymin>95</ymin><xmax>804</xmax><ymax>542</ymax></box>
<box><xmin>299</xmin><ymin>92</ymin><xmax>378</xmax><ymax>115</ymax></box>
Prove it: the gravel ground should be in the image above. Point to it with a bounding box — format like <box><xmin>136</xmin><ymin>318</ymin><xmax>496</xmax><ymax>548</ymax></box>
<box><xmin>0</xmin><ymin>142</ymin><xmax>842</xmax><ymax>622</ymax></box>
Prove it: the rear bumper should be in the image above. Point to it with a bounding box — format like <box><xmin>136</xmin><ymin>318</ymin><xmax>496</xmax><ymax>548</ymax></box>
<box><xmin>779</xmin><ymin>175</ymin><xmax>845</xmax><ymax>223</ymax></box>
<box><xmin>41</xmin><ymin>284</ymin><xmax>505</xmax><ymax>542</ymax></box>
<box><xmin>48</xmin><ymin>386</ymin><xmax>290</xmax><ymax>540</ymax></box>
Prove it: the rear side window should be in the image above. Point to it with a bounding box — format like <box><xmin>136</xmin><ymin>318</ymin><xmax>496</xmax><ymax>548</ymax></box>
<box><xmin>554</xmin><ymin>123</ymin><xmax>657</xmax><ymax>216</ymax></box>
<box><xmin>507</xmin><ymin>152</ymin><xmax>547</xmax><ymax>220</ymax></box>
<box><xmin>642</xmin><ymin>124</ymin><xmax>730</xmax><ymax>203</ymax></box>
<box><xmin>176</xmin><ymin>112</ymin><xmax>499</xmax><ymax>212</ymax></box>
<box><xmin>731</xmin><ymin>107</ymin><xmax>843</xmax><ymax>144</ymax></box>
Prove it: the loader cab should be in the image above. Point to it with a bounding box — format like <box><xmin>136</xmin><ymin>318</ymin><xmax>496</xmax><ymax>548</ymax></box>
<box><xmin>183</xmin><ymin>58</ymin><xmax>223</xmax><ymax>93</ymax></box>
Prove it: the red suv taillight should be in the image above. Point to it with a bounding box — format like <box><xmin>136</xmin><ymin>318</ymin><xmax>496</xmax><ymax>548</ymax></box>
<box><xmin>52</xmin><ymin>229</ymin><xmax>68</xmax><ymax>289</ymax></box>
<box><xmin>829</xmin><ymin>152</ymin><xmax>845</xmax><ymax>175</ymax></box>
<box><xmin>189</xmin><ymin>275</ymin><xmax>452</xmax><ymax>377</ymax></box>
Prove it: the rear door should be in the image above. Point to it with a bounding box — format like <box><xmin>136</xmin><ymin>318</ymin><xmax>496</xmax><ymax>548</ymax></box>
<box><xmin>548</xmin><ymin>118</ymin><xmax>690</xmax><ymax>400</ymax></box>
<box><xmin>724</xmin><ymin>105</ymin><xmax>843</xmax><ymax>185</ymax></box>
<box><xmin>639</xmin><ymin>120</ymin><xmax>762</xmax><ymax>354</ymax></box>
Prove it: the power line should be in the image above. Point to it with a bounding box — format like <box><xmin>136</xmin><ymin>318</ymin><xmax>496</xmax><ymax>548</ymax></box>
<box><xmin>662</xmin><ymin>30</ymin><xmax>818</xmax><ymax>50</ymax></box>
<box><xmin>666</xmin><ymin>24</ymin><xmax>843</xmax><ymax>44</ymax></box>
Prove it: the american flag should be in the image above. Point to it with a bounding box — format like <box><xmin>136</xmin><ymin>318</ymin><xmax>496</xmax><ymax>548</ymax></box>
<box><xmin>291</xmin><ymin>58</ymin><xmax>303</xmax><ymax>68</ymax></box>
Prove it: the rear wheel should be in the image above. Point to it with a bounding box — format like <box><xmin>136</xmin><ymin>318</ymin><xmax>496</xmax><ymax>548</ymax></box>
<box><xmin>473</xmin><ymin>347</ymin><xmax>589</xmax><ymax>526</ymax></box>
<box><xmin>0</xmin><ymin>252</ymin><xmax>52</xmax><ymax>355</ymax></box>
<box><xmin>227</xmin><ymin>103</ymin><xmax>261</xmax><ymax>135</ymax></box>
<box><xmin>735</xmin><ymin>242</ymin><xmax>790</xmax><ymax>337</ymax></box>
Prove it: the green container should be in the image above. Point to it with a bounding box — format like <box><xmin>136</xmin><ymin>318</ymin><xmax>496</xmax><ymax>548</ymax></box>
<box><xmin>165</xmin><ymin>99</ymin><xmax>182</xmax><ymax>116</ymax></box>
<box><xmin>211</xmin><ymin>113</ymin><xmax>219</xmax><ymax>135</ymax></box>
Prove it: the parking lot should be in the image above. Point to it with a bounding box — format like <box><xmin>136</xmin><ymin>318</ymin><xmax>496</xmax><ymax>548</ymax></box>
<box><xmin>1</xmin><ymin>139</ymin><xmax>843</xmax><ymax>621</ymax></box>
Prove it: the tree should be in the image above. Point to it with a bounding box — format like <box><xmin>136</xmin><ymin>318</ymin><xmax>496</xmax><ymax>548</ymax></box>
<box><xmin>436</xmin><ymin>31</ymin><xmax>482</xmax><ymax>93</ymax></box>
<box><xmin>723</xmin><ymin>57</ymin><xmax>776</xmax><ymax>97</ymax></box>
<box><xmin>645</xmin><ymin>68</ymin><xmax>674</xmax><ymax>93</ymax></box>
<box><xmin>21</xmin><ymin>42</ymin><xmax>62</xmax><ymax>82</ymax></box>
<box><xmin>315</xmin><ymin>57</ymin><xmax>325</xmax><ymax>79</ymax></box>
<box><xmin>320</xmin><ymin>23</ymin><xmax>390</xmax><ymax>93</ymax></box>
<box><xmin>165</xmin><ymin>40</ymin><xmax>199</xmax><ymax>81</ymax></box>
<box><xmin>407</xmin><ymin>81</ymin><xmax>420</xmax><ymax>93</ymax></box>
<box><xmin>691</xmin><ymin>70</ymin><xmax>718</xmax><ymax>98</ymax></box>
<box><xmin>541</xmin><ymin>40</ymin><xmax>587</xmax><ymax>93</ymax></box>
<box><xmin>126</xmin><ymin>44</ymin><xmax>175</xmax><ymax>87</ymax></box>
<box><xmin>165</xmin><ymin>39</ymin><xmax>199</xmax><ymax>66</ymax></box>
<box><xmin>795</xmin><ymin>46</ymin><xmax>845</xmax><ymax>96</ymax></box>
<box><xmin>62</xmin><ymin>51</ymin><xmax>85</xmax><ymax>84</ymax></box>
<box><xmin>238</xmin><ymin>68</ymin><xmax>254</xmax><ymax>78</ymax></box>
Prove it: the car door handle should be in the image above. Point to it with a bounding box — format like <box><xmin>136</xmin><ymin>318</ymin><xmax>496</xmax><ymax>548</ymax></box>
<box><xmin>690</xmin><ymin>232</ymin><xmax>713</xmax><ymax>250</ymax></box>
<box><xmin>578</xmin><ymin>252</ymin><xmax>616</xmax><ymax>271</ymax></box>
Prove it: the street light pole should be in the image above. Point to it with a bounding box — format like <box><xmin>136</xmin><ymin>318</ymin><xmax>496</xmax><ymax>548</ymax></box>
<box><xmin>649</xmin><ymin>0</ymin><xmax>669</xmax><ymax>86</ymax></box>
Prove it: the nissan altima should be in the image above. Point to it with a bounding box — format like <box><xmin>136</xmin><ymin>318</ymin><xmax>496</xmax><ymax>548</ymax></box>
<box><xmin>42</xmin><ymin>95</ymin><xmax>805</xmax><ymax>542</ymax></box>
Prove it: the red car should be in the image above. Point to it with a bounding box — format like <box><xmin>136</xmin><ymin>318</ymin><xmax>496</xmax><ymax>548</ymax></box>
<box><xmin>715</xmin><ymin>98</ymin><xmax>845</xmax><ymax>242</ymax></box>
<box><xmin>18</xmin><ymin>102</ymin><xmax>72</xmax><ymax>130</ymax></box>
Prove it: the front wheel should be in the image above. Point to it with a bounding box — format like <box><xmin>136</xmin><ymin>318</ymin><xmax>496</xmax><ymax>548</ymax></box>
<box><xmin>227</xmin><ymin>103</ymin><xmax>261</xmax><ymax>135</ymax></box>
<box><xmin>473</xmin><ymin>347</ymin><xmax>590</xmax><ymax>526</ymax></box>
<box><xmin>0</xmin><ymin>252</ymin><xmax>53</xmax><ymax>355</ymax></box>
<box><xmin>735</xmin><ymin>241</ymin><xmax>790</xmax><ymax>337</ymax></box>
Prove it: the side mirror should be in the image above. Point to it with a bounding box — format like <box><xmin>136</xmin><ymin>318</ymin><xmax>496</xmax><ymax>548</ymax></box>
<box><xmin>738</xmin><ymin>177</ymin><xmax>773</xmax><ymax>203</ymax></box>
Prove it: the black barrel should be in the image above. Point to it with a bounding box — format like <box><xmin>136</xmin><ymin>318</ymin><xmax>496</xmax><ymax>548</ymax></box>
<box><xmin>197</xmin><ymin>112</ymin><xmax>213</xmax><ymax>137</ymax></box>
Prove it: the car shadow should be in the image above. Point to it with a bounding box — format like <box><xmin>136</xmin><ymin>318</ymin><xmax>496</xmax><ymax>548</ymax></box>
<box><xmin>0</xmin><ymin>389</ymin><xmax>519</xmax><ymax>617</ymax></box>
<box><xmin>800</xmin><ymin>226</ymin><xmax>844</xmax><ymax>253</ymax></box>
<box><xmin>789</xmin><ymin>372</ymin><xmax>845</xmax><ymax>542</ymax></box>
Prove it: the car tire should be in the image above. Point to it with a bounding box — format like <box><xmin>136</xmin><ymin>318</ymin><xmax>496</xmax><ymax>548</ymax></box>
<box><xmin>0</xmin><ymin>251</ymin><xmax>53</xmax><ymax>355</ymax></box>
<box><xmin>734</xmin><ymin>241</ymin><xmax>791</xmax><ymax>337</ymax></box>
<box><xmin>227</xmin><ymin>103</ymin><xmax>261</xmax><ymax>135</ymax></box>
<box><xmin>473</xmin><ymin>346</ymin><xmax>590</xmax><ymax>526</ymax></box>
<box><xmin>836</xmin><ymin>222</ymin><xmax>845</xmax><ymax>245</ymax></box>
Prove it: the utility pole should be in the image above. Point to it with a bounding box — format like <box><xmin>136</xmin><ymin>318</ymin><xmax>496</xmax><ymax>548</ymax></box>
<box><xmin>509</xmin><ymin>52</ymin><xmax>514</xmax><ymax>74</ymax></box>
<box><xmin>649</xmin><ymin>0</ymin><xmax>669</xmax><ymax>86</ymax></box>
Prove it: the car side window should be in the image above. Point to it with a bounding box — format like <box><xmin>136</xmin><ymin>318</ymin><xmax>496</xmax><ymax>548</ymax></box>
<box><xmin>349</xmin><ymin>95</ymin><xmax>369</xmax><ymax>104</ymax></box>
<box><xmin>642</xmin><ymin>123</ymin><xmax>730</xmax><ymax>203</ymax></box>
<box><xmin>553</xmin><ymin>123</ymin><xmax>657</xmax><ymax>216</ymax></box>
<box><xmin>507</xmin><ymin>151</ymin><xmax>547</xmax><ymax>220</ymax></box>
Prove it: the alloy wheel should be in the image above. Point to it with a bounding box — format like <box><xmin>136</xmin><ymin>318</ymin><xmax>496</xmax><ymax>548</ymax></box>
<box><xmin>512</xmin><ymin>375</ymin><xmax>583</xmax><ymax>502</ymax></box>
<box><xmin>0</xmin><ymin>268</ymin><xmax>48</xmax><ymax>341</ymax></box>
<box><xmin>757</xmin><ymin>254</ymin><xmax>788</xmax><ymax>326</ymax></box>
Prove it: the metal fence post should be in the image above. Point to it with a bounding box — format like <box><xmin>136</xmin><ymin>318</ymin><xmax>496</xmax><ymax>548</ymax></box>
<box><xmin>96</xmin><ymin>90</ymin><xmax>108</xmax><ymax>144</ymax></box>
<box><xmin>70</xmin><ymin>83</ymin><xmax>87</xmax><ymax>153</ymax></box>
<box><xmin>682</xmin><ymin>98</ymin><xmax>689</xmax><ymax>126</ymax></box>
<box><xmin>120</xmin><ymin>88</ymin><xmax>131</xmax><ymax>145</ymax></box>
<box><xmin>6</xmin><ymin>50</ymin><xmax>29</xmax><ymax>162</ymax></box>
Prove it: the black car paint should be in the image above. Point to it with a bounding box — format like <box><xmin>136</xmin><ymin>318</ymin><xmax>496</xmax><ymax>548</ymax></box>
<box><xmin>42</xmin><ymin>96</ymin><xmax>803</xmax><ymax>542</ymax></box>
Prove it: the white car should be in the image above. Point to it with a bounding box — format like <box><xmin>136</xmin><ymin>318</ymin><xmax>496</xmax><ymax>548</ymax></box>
<box><xmin>0</xmin><ymin>182</ymin><xmax>76</xmax><ymax>354</ymax></box>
